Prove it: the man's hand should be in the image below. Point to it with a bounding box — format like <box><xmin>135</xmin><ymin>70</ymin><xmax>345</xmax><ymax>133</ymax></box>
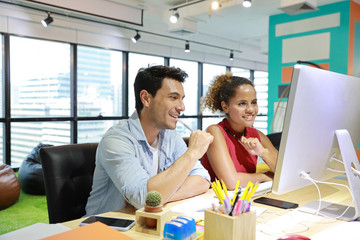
<box><xmin>187</xmin><ymin>130</ymin><xmax>214</xmax><ymax>160</ymax></box>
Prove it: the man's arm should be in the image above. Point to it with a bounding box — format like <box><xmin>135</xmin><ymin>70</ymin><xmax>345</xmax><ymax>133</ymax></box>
<box><xmin>167</xmin><ymin>175</ymin><xmax>210</xmax><ymax>203</ymax></box>
<box><xmin>147</xmin><ymin>130</ymin><xmax>213</xmax><ymax>205</ymax></box>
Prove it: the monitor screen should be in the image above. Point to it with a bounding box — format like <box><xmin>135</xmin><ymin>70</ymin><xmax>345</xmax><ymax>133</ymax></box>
<box><xmin>272</xmin><ymin>64</ymin><xmax>360</xmax><ymax>220</ymax></box>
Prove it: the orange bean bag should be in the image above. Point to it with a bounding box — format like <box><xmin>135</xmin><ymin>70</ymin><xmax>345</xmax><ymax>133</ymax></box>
<box><xmin>0</xmin><ymin>164</ymin><xmax>20</xmax><ymax>210</ymax></box>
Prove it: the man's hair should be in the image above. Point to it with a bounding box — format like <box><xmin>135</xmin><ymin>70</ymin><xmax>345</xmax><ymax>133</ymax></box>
<box><xmin>134</xmin><ymin>65</ymin><xmax>188</xmax><ymax>111</ymax></box>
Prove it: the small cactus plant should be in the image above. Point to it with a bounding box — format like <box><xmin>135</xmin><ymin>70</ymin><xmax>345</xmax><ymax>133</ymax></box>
<box><xmin>145</xmin><ymin>190</ymin><xmax>162</xmax><ymax>207</ymax></box>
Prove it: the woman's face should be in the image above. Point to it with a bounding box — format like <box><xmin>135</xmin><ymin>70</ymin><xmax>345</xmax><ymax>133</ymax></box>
<box><xmin>221</xmin><ymin>84</ymin><xmax>258</xmax><ymax>129</ymax></box>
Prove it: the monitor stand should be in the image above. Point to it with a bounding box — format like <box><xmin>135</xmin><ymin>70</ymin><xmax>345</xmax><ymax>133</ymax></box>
<box><xmin>298</xmin><ymin>129</ymin><xmax>360</xmax><ymax>221</ymax></box>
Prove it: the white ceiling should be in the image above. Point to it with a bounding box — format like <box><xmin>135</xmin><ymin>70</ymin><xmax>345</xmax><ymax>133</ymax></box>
<box><xmin>110</xmin><ymin>0</ymin><xmax>345</xmax><ymax>65</ymax></box>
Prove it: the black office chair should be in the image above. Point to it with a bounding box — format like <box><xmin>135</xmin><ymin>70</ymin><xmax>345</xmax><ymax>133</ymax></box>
<box><xmin>267</xmin><ymin>132</ymin><xmax>282</xmax><ymax>150</ymax></box>
<box><xmin>40</xmin><ymin>143</ymin><xmax>98</xmax><ymax>223</ymax></box>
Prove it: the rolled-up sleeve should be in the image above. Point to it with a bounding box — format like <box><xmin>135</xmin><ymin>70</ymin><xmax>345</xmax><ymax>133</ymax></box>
<box><xmin>167</xmin><ymin>132</ymin><xmax>210</xmax><ymax>182</ymax></box>
<box><xmin>97</xmin><ymin>133</ymin><xmax>151</xmax><ymax>210</ymax></box>
<box><xmin>189</xmin><ymin>160</ymin><xmax>211</xmax><ymax>182</ymax></box>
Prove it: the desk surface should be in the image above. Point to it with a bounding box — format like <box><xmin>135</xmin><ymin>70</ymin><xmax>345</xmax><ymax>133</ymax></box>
<box><xmin>61</xmin><ymin>177</ymin><xmax>354</xmax><ymax>239</ymax></box>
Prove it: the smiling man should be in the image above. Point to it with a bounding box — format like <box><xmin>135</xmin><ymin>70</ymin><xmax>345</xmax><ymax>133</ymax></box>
<box><xmin>85</xmin><ymin>65</ymin><xmax>213</xmax><ymax>216</ymax></box>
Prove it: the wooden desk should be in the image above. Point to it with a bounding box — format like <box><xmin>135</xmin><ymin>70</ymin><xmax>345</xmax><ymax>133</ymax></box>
<box><xmin>61</xmin><ymin>178</ymin><xmax>353</xmax><ymax>239</ymax></box>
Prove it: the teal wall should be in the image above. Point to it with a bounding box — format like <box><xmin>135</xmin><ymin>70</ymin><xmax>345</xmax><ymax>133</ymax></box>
<box><xmin>354</xmin><ymin>21</ymin><xmax>360</xmax><ymax>77</ymax></box>
<box><xmin>268</xmin><ymin>1</ymin><xmax>350</xmax><ymax>133</ymax></box>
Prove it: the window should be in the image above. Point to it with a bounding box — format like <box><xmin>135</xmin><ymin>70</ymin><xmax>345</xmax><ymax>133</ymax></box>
<box><xmin>77</xmin><ymin>46</ymin><xmax>123</xmax><ymax>117</ymax></box>
<box><xmin>10</xmin><ymin>36</ymin><xmax>71</xmax><ymax>118</ymax></box>
<box><xmin>11</xmin><ymin>122</ymin><xmax>71</xmax><ymax>167</ymax></box>
<box><xmin>77</xmin><ymin>120</ymin><xmax>120</xmax><ymax>143</ymax></box>
<box><xmin>231</xmin><ymin>67</ymin><xmax>251</xmax><ymax>79</ymax></box>
<box><xmin>77</xmin><ymin>46</ymin><xmax>123</xmax><ymax>143</ymax></box>
<box><xmin>201</xmin><ymin>64</ymin><xmax>226</xmax><ymax>129</ymax></box>
<box><xmin>1</xmin><ymin>35</ymin><xmax>269</xmax><ymax>167</ymax></box>
<box><xmin>253</xmin><ymin>71</ymin><xmax>269</xmax><ymax>134</ymax></box>
<box><xmin>9</xmin><ymin>37</ymin><xmax>72</xmax><ymax>167</ymax></box>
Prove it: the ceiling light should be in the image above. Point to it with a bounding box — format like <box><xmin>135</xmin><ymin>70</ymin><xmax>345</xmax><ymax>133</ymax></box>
<box><xmin>211</xmin><ymin>1</ymin><xmax>221</xmax><ymax>10</ymax></box>
<box><xmin>185</xmin><ymin>41</ymin><xmax>190</xmax><ymax>53</ymax></box>
<box><xmin>41</xmin><ymin>12</ymin><xmax>53</xmax><ymax>27</ymax></box>
<box><xmin>170</xmin><ymin>10</ymin><xmax>180</xmax><ymax>23</ymax></box>
<box><xmin>230</xmin><ymin>50</ymin><xmax>234</xmax><ymax>61</ymax></box>
<box><xmin>243</xmin><ymin>0</ymin><xmax>252</xmax><ymax>8</ymax></box>
<box><xmin>131</xmin><ymin>31</ymin><xmax>141</xmax><ymax>43</ymax></box>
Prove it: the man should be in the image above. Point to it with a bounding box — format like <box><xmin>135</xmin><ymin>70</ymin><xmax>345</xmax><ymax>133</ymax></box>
<box><xmin>85</xmin><ymin>65</ymin><xmax>213</xmax><ymax>215</ymax></box>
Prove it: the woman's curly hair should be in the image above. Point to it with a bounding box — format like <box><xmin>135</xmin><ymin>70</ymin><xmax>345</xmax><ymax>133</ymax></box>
<box><xmin>202</xmin><ymin>72</ymin><xmax>254</xmax><ymax>113</ymax></box>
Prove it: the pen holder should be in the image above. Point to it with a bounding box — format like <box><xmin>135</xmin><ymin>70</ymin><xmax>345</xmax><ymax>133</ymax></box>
<box><xmin>204</xmin><ymin>209</ymin><xmax>256</xmax><ymax>240</ymax></box>
<box><xmin>135</xmin><ymin>207</ymin><xmax>172</xmax><ymax>236</ymax></box>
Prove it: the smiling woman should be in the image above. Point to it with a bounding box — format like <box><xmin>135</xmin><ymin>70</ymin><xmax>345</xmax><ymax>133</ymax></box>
<box><xmin>201</xmin><ymin>72</ymin><xmax>278</xmax><ymax>189</ymax></box>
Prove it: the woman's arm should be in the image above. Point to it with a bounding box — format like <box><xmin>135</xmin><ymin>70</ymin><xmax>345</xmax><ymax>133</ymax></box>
<box><xmin>240</xmin><ymin>131</ymin><xmax>278</xmax><ymax>172</ymax></box>
<box><xmin>206</xmin><ymin>125</ymin><xmax>272</xmax><ymax>189</ymax></box>
<box><xmin>257</xmin><ymin>131</ymin><xmax>278</xmax><ymax>172</ymax></box>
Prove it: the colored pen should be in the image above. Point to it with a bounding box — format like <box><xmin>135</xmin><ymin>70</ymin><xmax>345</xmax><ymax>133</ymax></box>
<box><xmin>177</xmin><ymin>118</ymin><xmax>193</xmax><ymax>132</ymax></box>
<box><xmin>224</xmin><ymin>128</ymin><xmax>242</xmax><ymax>141</ymax></box>
<box><xmin>231</xmin><ymin>180</ymin><xmax>240</xmax><ymax>205</ymax></box>
<box><xmin>246</xmin><ymin>181</ymin><xmax>259</xmax><ymax>201</ymax></box>
<box><xmin>240</xmin><ymin>181</ymin><xmax>253</xmax><ymax>200</ymax></box>
<box><xmin>215</xmin><ymin>179</ymin><xmax>224</xmax><ymax>200</ymax></box>
<box><xmin>234</xmin><ymin>199</ymin><xmax>243</xmax><ymax>216</ymax></box>
<box><xmin>215</xmin><ymin>178</ymin><xmax>222</xmax><ymax>192</ymax></box>
<box><xmin>246</xmin><ymin>202</ymin><xmax>251</xmax><ymax>212</ymax></box>
<box><xmin>223</xmin><ymin>196</ymin><xmax>231</xmax><ymax>215</ymax></box>
<box><xmin>211</xmin><ymin>203</ymin><xmax>219</xmax><ymax>213</ymax></box>
<box><xmin>211</xmin><ymin>182</ymin><xmax>219</xmax><ymax>198</ymax></box>
<box><xmin>221</xmin><ymin>179</ymin><xmax>229</xmax><ymax>197</ymax></box>
<box><xmin>240</xmin><ymin>199</ymin><xmax>248</xmax><ymax>214</ymax></box>
<box><xmin>229</xmin><ymin>189</ymin><xmax>241</xmax><ymax>216</ymax></box>
<box><xmin>211</xmin><ymin>182</ymin><xmax>224</xmax><ymax>205</ymax></box>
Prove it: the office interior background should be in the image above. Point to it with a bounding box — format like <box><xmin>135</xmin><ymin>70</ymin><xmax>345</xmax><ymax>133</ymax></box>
<box><xmin>0</xmin><ymin>0</ymin><xmax>358</xmax><ymax>168</ymax></box>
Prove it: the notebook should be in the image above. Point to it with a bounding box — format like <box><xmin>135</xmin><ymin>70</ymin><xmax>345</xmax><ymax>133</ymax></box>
<box><xmin>40</xmin><ymin>222</ymin><xmax>135</xmax><ymax>240</ymax></box>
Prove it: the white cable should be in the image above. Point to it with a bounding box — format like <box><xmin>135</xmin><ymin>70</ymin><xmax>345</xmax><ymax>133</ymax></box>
<box><xmin>258</xmin><ymin>208</ymin><xmax>309</xmax><ymax>237</ymax></box>
<box><xmin>327</xmin><ymin>167</ymin><xmax>346</xmax><ymax>173</ymax></box>
<box><xmin>352</xmin><ymin>166</ymin><xmax>360</xmax><ymax>177</ymax></box>
<box><xmin>300</xmin><ymin>171</ymin><xmax>355</xmax><ymax>220</ymax></box>
<box><xmin>329</xmin><ymin>154</ymin><xmax>360</xmax><ymax>177</ymax></box>
<box><xmin>330</xmin><ymin>154</ymin><xmax>343</xmax><ymax>163</ymax></box>
<box><xmin>328</xmin><ymin>154</ymin><xmax>346</xmax><ymax>173</ymax></box>
<box><xmin>300</xmin><ymin>172</ymin><xmax>322</xmax><ymax>217</ymax></box>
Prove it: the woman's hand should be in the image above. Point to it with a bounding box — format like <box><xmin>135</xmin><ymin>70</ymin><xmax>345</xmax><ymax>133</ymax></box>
<box><xmin>239</xmin><ymin>136</ymin><xmax>264</xmax><ymax>156</ymax></box>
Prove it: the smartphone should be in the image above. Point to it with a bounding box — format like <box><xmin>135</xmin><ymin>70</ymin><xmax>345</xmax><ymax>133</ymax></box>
<box><xmin>254</xmin><ymin>197</ymin><xmax>299</xmax><ymax>209</ymax></box>
<box><xmin>80</xmin><ymin>216</ymin><xmax>135</xmax><ymax>231</ymax></box>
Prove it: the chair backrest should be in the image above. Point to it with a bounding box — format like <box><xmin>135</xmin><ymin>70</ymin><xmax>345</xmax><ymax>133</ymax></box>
<box><xmin>266</xmin><ymin>132</ymin><xmax>282</xmax><ymax>150</ymax></box>
<box><xmin>40</xmin><ymin>143</ymin><xmax>98</xmax><ymax>223</ymax></box>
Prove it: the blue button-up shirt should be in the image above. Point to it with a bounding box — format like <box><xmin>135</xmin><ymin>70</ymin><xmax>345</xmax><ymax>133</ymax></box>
<box><xmin>85</xmin><ymin>111</ymin><xmax>210</xmax><ymax>216</ymax></box>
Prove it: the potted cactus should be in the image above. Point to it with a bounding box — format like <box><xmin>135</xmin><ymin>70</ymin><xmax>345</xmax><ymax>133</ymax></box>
<box><xmin>144</xmin><ymin>190</ymin><xmax>162</xmax><ymax>228</ymax></box>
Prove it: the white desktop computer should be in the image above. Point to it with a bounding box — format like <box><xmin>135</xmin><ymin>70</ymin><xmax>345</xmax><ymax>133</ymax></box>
<box><xmin>272</xmin><ymin>65</ymin><xmax>360</xmax><ymax>220</ymax></box>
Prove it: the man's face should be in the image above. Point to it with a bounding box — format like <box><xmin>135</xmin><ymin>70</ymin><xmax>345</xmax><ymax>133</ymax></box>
<box><xmin>148</xmin><ymin>78</ymin><xmax>185</xmax><ymax>130</ymax></box>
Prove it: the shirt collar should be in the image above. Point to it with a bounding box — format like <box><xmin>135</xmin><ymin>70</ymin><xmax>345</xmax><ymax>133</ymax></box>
<box><xmin>129</xmin><ymin>110</ymin><xmax>166</xmax><ymax>147</ymax></box>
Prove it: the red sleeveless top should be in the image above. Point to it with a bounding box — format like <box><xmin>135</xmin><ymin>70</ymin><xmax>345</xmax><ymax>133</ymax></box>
<box><xmin>202</xmin><ymin>118</ymin><xmax>260</xmax><ymax>182</ymax></box>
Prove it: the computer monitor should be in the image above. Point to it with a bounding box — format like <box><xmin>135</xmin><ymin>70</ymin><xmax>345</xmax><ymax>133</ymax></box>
<box><xmin>272</xmin><ymin>64</ymin><xmax>360</xmax><ymax>220</ymax></box>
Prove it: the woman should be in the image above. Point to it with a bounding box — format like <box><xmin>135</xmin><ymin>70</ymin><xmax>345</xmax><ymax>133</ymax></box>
<box><xmin>201</xmin><ymin>72</ymin><xmax>278</xmax><ymax>189</ymax></box>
